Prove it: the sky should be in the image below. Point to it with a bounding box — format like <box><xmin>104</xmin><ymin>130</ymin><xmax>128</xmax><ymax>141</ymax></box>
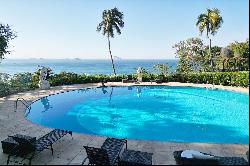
<box><xmin>0</xmin><ymin>0</ymin><xmax>249</xmax><ymax>59</ymax></box>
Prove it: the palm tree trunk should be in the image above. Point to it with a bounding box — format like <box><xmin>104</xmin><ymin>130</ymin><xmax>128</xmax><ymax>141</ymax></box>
<box><xmin>222</xmin><ymin>59</ymin><xmax>225</xmax><ymax>72</ymax></box>
<box><xmin>108</xmin><ymin>36</ymin><xmax>116</xmax><ymax>75</ymax></box>
<box><xmin>209</xmin><ymin>38</ymin><xmax>214</xmax><ymax>71</ymax></box>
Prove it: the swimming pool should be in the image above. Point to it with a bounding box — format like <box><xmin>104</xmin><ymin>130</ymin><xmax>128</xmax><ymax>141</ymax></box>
<box><xmin>25</xmin><ymin>86</ymin><xmax>249</xmax><ymax>144</ymax></box>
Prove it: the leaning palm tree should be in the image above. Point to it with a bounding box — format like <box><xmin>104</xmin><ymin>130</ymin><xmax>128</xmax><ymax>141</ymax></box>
<box><xmin>196</xmin><ymin>8</ymin><xmax>223</xmax><ymax>71</ymax></box>
<box><xmin>97</xmin><ymin>7</ymin><xmax>124</xmax><ymax>75</ymax></box>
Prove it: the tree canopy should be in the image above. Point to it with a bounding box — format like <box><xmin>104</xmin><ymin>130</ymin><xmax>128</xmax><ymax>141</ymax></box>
<box><xmin>0</xmin><ymin>24</ymin><xmax>16</xmax><ymax>60</ymax></box>
<box><xmin>97</xmin><ymin>7</ymin><xmax>124</xmax><ymax>75</ymax></box>
<box><xmin>196</xmin><ymin>8</ymin><xmax>223</xmax><ymax>38</ymax></box>
<box><xmin>229</xmin><ymin>39</ymin><xmax>249</xmax><ymax>58</ymax></box>
<box><xmin>173</xmin><ymin>38</ymin><xmax>207</xmax><ymax>72</ymax></box>
<box><xmin>173</xmin><ymin>38</ymin><xmax>249</xmax><ymax>72</ymax></box>
<box><xmin>97</xmin><ymin>7</ymin><xmax>124</xmax><ymax>38</ymax></box>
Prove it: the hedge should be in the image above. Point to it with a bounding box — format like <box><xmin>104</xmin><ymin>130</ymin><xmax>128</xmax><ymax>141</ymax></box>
<box><xmin>0</xmin><ymin>71</ymin><xmax>249</xmax><ymax>97</ymax></box>
<box><xmin>44</xmin><ymin>71</ymin><xmax>250</xmax><ymax>87</ymax></box>
<box><xmin>165</xmin><ymin>72</ymin><xmax>249</xmax><ymax>87</ymax></box>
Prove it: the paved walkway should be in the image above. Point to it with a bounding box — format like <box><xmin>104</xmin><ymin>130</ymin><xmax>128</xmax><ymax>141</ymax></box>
<box><xmin>0</xmin><ymin>82</ymin><xmax>248</xmax><ymax>165</ymax></box>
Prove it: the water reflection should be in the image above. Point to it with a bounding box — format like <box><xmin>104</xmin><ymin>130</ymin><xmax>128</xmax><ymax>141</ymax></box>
<box><xmin>77</xmin><ymin>88</ymin><xmax>90</xmax><ymax>93</ymax></box>
<box><xmin>109</xmin><ymin>87</ymin><xmax>114</xmax><ymax>104</ymax></box>
<box><xmin>41</xmin><ymin>97</ymin><xmax>52</xmax><ymax>112</ymax></box>
<box><xmin>128</xmin><ymin>86</ymin><xmax>133</xmax><ymax>90</ymax></box>
<box><xmin>136</xmin><ymin>86</ymin><xmax>142</xmax><ymax>97</ymax></box>
<box><xmin>101</xmin><ymin>87</ymin><xmax>108</xmax><ymax>94</ymax></box>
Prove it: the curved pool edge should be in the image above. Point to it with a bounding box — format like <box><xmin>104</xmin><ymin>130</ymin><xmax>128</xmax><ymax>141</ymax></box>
<box><xmin>23</xmin><ymin>82</ymin><xmax>250</xmax><ymax>106</ymax></box>
<box><xmin>24</xmin><ymin>82</ymin><xmax>249</xmax><ymax>144</ymax></box>
<box><xmin>0</xmin><ymin>82</ymin><xmax>249</xmax><ymax>164</ymax></box>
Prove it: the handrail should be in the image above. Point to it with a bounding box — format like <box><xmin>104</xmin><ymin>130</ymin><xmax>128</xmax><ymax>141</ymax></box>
<box><xmin>14</xmin><ymin>98</ymin><xmax>31</xmax><ymax>112</ymax></box>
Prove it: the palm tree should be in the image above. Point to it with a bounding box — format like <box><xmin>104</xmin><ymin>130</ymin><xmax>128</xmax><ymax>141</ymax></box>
<box><xmin>97</xmin><ymin>7</ymin><xmax>124</xmax><ymax>75</ymax></box>
<box><xmin>196</xmin><ymin>8</ymin><xmax>223</xmax><ymax>71</ymax></box>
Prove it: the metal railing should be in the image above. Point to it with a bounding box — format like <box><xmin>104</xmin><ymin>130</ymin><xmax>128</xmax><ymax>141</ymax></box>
<box><xmin>14</xmin><ymin>98</ymin><xmax>31</xmax><ymax>112</ymax></box>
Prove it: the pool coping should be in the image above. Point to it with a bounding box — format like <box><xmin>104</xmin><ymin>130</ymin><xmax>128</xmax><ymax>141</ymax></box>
<box><xmin>25</xmin><ymin>82</ymin><xmax>249</xmax><ymax>145</ymax></box>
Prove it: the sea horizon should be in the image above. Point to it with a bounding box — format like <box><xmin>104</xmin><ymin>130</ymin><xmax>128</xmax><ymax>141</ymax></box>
<box><xmin>0</xmin><ymin>58</ymin><xmax>178</xmax><ymax>75</ymax></box>
<box><xmin>2</xmin><ymin>57</ymin><xmax>178</xmax><ymax>60</ymax></box>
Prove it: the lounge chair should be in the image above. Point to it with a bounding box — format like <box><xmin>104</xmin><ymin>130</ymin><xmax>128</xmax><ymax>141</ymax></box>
<box><xmin>6</xmin><ymin>129</ymin><xmax>72</xmax><ymax>165</ymax></box>
<box><xmin>122</xmin><ymin>75</ymin><xmax>136</xmax><ymax>83</ymax></box>
<box><xmin>119</xmin><ymin>149</ymin><xmax>153</xmax><ymax>165</ymax></box>
<box><xmin>246</xmin><ymin>151</ymin><xmax>249</xmax><ymax>162</ymax></box>
<box><xmin>150</xmin><ymin>75</ymin><xmax>164</xmax><ymax>84</ymax></box>
<box><xmin>150</xmin><ymin>78</ymin><xmax>163</xmax><ymax>84</ymax></box>
<box><xmin>82</xmin><ymin>137</ymin><xmax>127</xmax><ymax>165</ymax></box>
<box><xmin>173</xmin><ymin>150</ymin><xmax>248</xmax><ymax>165</ymax></box>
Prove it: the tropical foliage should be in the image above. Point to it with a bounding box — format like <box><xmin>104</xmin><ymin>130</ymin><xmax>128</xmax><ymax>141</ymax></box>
<box><xmin>173</xmin><ymin>37</ymin><xmax>249</xmax><ymax>73</ymax></box>
<box><xmin>196</xmin><ymin>8</ymin><xmax>223</xmax><ymax>70</ymax></box>
<box><xmin>0</xmin><ymin>24</ymin><xmax>16</xmax><ymax>60</ymax></box>
<box><xmin>0</xmin><ymin>70</ymin><xmax>248</xmax><ymax>97</ymax></box>
<box><xmin>173</xmin><ymin>38</ymin><xmax>207</xmax><ymax>72</ymax></box>
<box><xmin>196</xmin><ymin>8</ymin><xmax>223</xmax><ymax>37</ymax></box>
<box><xmin>229</xmin><ymin>39</ymin><xmax>249</xmax><ymax>59</ymax></box>
<box><xmin>97</xmin><ymin>7</ymin><xmax>124</xmax><ymax>75</ymax></box>
<box><xmin>0</xmin><ymin>72</ymin><xmax>35</xmax><ymax>97</ymax></box>
<box><xmin>219</xmin><ymin>39</ymin><xmax>249</xmax><ymax>71</ymax></box>
<box><xmin>153</xmin><ymin>64</ymin><xmax>170</xmax><ymax>75</ymax></box>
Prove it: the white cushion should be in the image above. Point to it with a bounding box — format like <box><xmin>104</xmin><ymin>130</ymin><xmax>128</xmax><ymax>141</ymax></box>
<box><xmin>181</xmin><ymin>150</ymin><xmax>215</xmax><ymax>159</ymax></box>
<box><xmin>192</xmin><ymin>153</ymin><xmax>215</xmax><ymax>159</ymax></box>
<box><xmin>181</xmin><ymin>150</ymin><xmax>202</xmax><ymax>158</ymax></box>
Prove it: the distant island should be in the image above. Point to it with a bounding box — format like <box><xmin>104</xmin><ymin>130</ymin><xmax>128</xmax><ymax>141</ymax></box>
<box><xmin>114</xmin><ymin>56</ymin><xmax>122</xmax><ymax>60</ymax></box>
<box><xmin>74</xmin><ymin>58</ymin><xmax>82</xmax><ymax>61</ymax></box>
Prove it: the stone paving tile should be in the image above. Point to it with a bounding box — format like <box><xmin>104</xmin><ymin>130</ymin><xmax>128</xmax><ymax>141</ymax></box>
<box><xmin>68</xmin><ymin>150</ymin><xmax>87</xmax><ymax>165</ymax></box>
<box><xmin>153</xmin><ymin>151</ymin><xmax>177</xmax><ymax>165</ymax></box>
<box><xmin>0</xmin><ymin>82</ymin><xmax>249</xmax><ymax>165</ymax></box>
<box><xmin>86</xmin><ymin>135</ymin><xmax>107</xmax><ymax>147</ymax></box>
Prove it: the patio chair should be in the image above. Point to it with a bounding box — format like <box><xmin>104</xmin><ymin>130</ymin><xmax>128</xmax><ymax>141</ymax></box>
<box><xmin>122</xmin><ymin>75</ymin><xmax>136</xmax><ymax>83</ymax></box>
<box><xmin>6</xmin><ymin>129</ymin><xmax>72</xmax><ymax>165</ymax></box>
<box><xmin>150</xmin><ymin>75</ymin><xmax>164</xmax><ymax>84</ymax></box>
<box><xmin>173</xmin><ymin>150</ymin><xmax>248</xmax><ymax>165</ymax></box>
<box><xmin>118</xmin><ymin>149</ymin><xmax>153</xmax><ymax>165</ymax></box>
<box><xmin>150</xmin><ymin>78</ymin><xmax>163</xmax><ymax>84</ymax></box>
<box><xmin>82</xmin><ymin>137</ymin><xmax>127</xmax><ymax>165</ymax></box>
<box><xmin>246</xmin><ymin>150</ymin><xmax>249</xmax><ymax>162</ymax></box>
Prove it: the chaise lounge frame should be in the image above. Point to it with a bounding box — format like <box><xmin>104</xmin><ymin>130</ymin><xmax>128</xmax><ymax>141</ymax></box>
<box><xmin>6</xmin><ymin>129</ymin><xmax>72</xmax><ymax>165</ymax></box>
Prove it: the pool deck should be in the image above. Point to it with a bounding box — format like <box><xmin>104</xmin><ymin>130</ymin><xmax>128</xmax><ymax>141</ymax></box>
<box><xmin>0</xmin><ymin>82</ymin><xmax>249</xmax><ymax>165</ymax></box>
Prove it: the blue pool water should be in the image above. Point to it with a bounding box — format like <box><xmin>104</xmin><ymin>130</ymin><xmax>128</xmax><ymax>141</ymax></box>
<box><xmin>25</xmin><ymin>86</ymin><xmax>249</xmax><ymax>144</ymax></box>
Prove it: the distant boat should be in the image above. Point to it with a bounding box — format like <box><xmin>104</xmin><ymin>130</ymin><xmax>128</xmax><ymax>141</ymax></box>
<box><xmin>74</xmin><ymin>58</ymin><xmax>81</xmax><ymax>61</ymax></box>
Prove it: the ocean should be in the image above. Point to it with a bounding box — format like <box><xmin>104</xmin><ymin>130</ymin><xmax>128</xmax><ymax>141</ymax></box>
<box><xmin>0</xmin><ymin>59</ymin><xmax>178</xmax><ymax>75</ymax></box>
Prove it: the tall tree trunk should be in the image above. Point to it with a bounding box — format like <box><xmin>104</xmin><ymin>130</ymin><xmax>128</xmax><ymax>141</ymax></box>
<box><xmin>108</xmin><ymin>36</ymin><xmax>116</xmax><ymax>75</ymax></box>
<box><xmin>234</xmin><ymin>58</ymin><xmax>236</xmax><ymax>71</ymax></box>
<box><xmin>209</xmin><ymin>38</ymin><xmax>214</xmax><ymax>71</ymax></box>
<box><xmin>222</xmin><ymin>59</ymin><xmax>225</xmax><ymax>72</ymax></box>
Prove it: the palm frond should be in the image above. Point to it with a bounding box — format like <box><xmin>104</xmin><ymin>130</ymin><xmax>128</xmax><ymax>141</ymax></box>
<box><xmin>197</xmin><ymin>8</ymin><xmax>223</xmax><ymax>37</ymax></box>
<box><xmin>112</xmin><ymin>23</ymin><xmax>121</xmax><ymax>35</ymax></box>
<box><xmin>97</xmin><ymin>7</ymin><xmax>124</xmax><ymax>38</ymax></box>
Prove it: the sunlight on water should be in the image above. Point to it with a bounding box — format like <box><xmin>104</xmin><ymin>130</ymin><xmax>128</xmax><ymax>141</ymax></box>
<box><xmin>26</xmin><ymin>86</ymin><xmax>249</xmax><ymax>144</ymax></box>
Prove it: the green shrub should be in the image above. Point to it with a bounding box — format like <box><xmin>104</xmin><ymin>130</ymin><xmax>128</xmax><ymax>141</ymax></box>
<box><xmin>0</xmin><ymin>71</ymin><xmax>248</xmax><ymax>97</ymax></box>
<box><xmin>139</xmin><ymin>71</ymin><xmax>249</xmax><ymax>87</ymax></box>
<box><xmin>48</xmin><ymin>72</ymin><xmax>127</xmax><ymax>86</ymax></box>
<box><xmin>164</xmin><ymin>71</ymin><xmax>249</xmax><ymax>87</ymax></box>
<box><xmin>0</xmin><ymin>72</ymin><xmax>36</xmax><ymax>97</ymax></box>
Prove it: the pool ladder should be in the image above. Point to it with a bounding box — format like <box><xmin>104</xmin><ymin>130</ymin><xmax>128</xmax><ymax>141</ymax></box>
<box><xmin>14</xmin><ymin>98</ymin><xmax>31</xmax><ymax>113</ymax></box>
